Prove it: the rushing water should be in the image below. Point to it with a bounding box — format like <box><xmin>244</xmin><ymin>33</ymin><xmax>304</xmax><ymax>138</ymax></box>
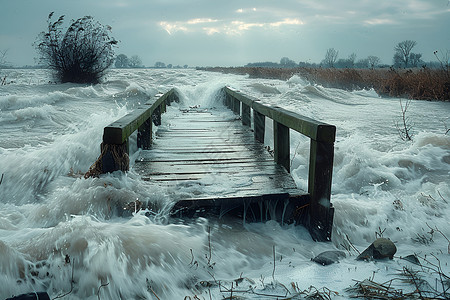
<box><xmin>0</xmin><ymin>69</ymin><xmax>449</xmax><ymax>299</ymax></box>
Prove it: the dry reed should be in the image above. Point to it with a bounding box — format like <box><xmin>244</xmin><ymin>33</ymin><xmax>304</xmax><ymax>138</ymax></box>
<box><xmin>200</xmin><ymin>67</ymin><xmax>450</xmax><ymax>101</ymax></box>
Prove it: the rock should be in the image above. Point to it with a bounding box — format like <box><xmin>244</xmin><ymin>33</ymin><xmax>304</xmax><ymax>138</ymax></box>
<box><xmin>357</xmin><ymin>238</ymin><xmax>397</xmax><ymax>261</ymax></box>
<box><xmin>402</xmin><ymin>254</ymin><xmax>421</xmax><ymax>265</ymax></box>
<box><xmin>312</xmin><ymin>250</ymin><xmax>347</xmax><ymax>265</ymax></box>
<box><xmin>6</xmin><ymin>293</ymin><xmax>50</xmax><ymax>300</ymax></box>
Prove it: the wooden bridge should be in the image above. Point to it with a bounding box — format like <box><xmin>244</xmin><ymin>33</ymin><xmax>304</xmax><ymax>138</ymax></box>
<box><xmin>89</xmin><ymin>87</ymin><xmax>336</xmax><ymax>242</ymax></box>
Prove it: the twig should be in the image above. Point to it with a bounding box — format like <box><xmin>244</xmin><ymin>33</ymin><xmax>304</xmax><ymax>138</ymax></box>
<box><xmin>189</xmin><ymin>249</ymin><xmax>194</xmax><ymax>265</ymax></box>
<box><xmin>426</xmin><ymin>223</ymin><xmax>450</xmax><ymax>243</ymax></box>
<box><xmin>290</xmin><ymin>140</ymin><xmax>302</xmax><ymax>170</ymax></box>
<box><xmin>0</xmin><ymin>173</ymin><xmax>3</xmax><ymax>185</ymax></box>
<box><xmin>345</xmin><ymin>234</ymin><xmax>361</xmax><ymax>255</ymax></box>
<box><xmin>437</xmin><ymin>190</ymin><xmax>448</xmax><ymax>204</ymax></box>
<box><xmin>53</xmin><ymin>260</ymin><xmax>75</xmax><ymax>299</ymax></box>
<box><xmin>97</xmin><ymin>282</ymin><xmax>109</xmax><ymax>300</ymax></box>
<box><xmin>207</xmin><ymin>226</ymin><xmax>212</xmax><ymax>267</ymax></box>
<box><xmin>272</xmin><ymin>245</ymin><xmax>276</xmax><ymax>282</ymax></box>
<box><xmin>147</xmin><ymin>285</ymin><xmax>161</xmax><ymax>300</ymax></box>
<box><xmin>403</xmin><ymin>267</ymin><xmax>425</xmax><ymax>300</ymax></box>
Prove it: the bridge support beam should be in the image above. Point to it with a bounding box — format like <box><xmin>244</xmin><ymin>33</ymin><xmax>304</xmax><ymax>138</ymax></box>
<box><xmin>253</xmin><ymin>110</ymin><xmax>265</xmax><ymax>143</ymax></box>
<box><xmin>308</xmin><ymin>139</ymin><xmax>334</xmax><ymax>242</ymax></box>
<box><xmin>242</xmin><ymin>103</ymin><xmax>251</xmax><ymax>126</ymax></box>
<box><xmin>137</xmin><ymin>118</ymin><xmax>152</xmax><ymax>149</ymax></box>
<box><xmin>273</xmin><ymin>121</ymin><xmax>290</xmax><ymax>172</ymax></box>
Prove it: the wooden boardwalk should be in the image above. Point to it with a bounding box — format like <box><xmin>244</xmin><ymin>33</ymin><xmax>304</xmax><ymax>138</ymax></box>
<box><xmin>134</xmin><ymin>108</ymin><xmax>307</xmax><ymax>223</ymax></box>
<box><xmin>91</xmin><ymin>87</ymin><xmax>336</xmax><ymax>241</ymax></box>
<box><xmin>135</xmin><ymin>108</ymin><xmax>299</xmax><ymax>197</ymax></box>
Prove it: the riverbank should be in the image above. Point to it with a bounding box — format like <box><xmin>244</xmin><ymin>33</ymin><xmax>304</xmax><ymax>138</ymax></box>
<box><xmin>199</xmin><ymin>67</ymin><xmax>450</xmax><ymax>101</ymax></box>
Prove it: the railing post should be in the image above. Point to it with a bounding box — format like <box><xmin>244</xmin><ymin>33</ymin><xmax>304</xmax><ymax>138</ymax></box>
<box><xmin>100</xmin><ymin>139</ymin><xmax>130</xmax><ymax>173</ymax></box>
<box><xmin>137</xmin><ymin>118</ymin><xmax>152</xmax><ymax>149</ymax></box>
<box><xmin>232</xmin><ymin>98</ymin><xmax>240</xmax><ymax>114</ymax></box>
<box><xmin>160</xmin><ymin>100</ymin><xmax>166</xmax><ymax>113</ymax></box>
<box><xmin>273</xmin><ymin>121</ymin><xmax>290</xmax><ymax>172</ymax></box>
<box><xmin>152</xmin><ymin>106</ymin><xmax>161</xmax><ymax>125</ymax></box>
<box><xmin>253</xmin><ymin>110</ymin><xmax>265</xmax><ymax>143</ymax></box>
<box><xmin>308</xmin><ymin>135</ymin><xmax>335</xmax><ymax>242</ymax></box>
<box><xmin>224</xmin><ymin>94</ymin><xmax>231</xmax><ymax>108</ymax></box>
<box><xmin>242</xmin><ymin>103</ymin><xmax>251</xmax><ymax>126</ymax></box>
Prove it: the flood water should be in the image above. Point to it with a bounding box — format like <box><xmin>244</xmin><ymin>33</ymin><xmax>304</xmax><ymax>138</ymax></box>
<box><xmin>0</xmin><ymin>68</ymin><xmax>449</xmax><ymax>299</ymax></box>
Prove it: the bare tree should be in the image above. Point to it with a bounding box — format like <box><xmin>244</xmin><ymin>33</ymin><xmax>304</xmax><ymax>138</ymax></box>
<box><xmin>355</xmin><ymin>58</ymin><xmax>369</xmax><ymax>68</ymax></box>
<box><xmin>0</xmin><ymin>49</ymin><xmax>8</xmax><ymax>85</ymax></box>
<box><xmin>323</xmin><ymin>48</ymin><xmax>339</xmax><ymax>68</ymax></box>
<box><xmin>434</xmin><ymin>50</ymin><xmax>450</xmax><ymax>77</ymax></box>
<box><xmin>0</xmin><ymin>49</ymin><xmax>7</xmax><ymax>66</ymax></box>
<box><xmin>129</xmin><ymin>55</ymin><xmax>143</xmax><ymax>68</ymax></box>
<box><xmin>394</xmin><ymin>40</ymin><xmax>417</xmax><ymax>68</ymax></box>
<box><xmin>154</xmin><ymin>61</ymin><xmax>165</xmax><ymax>68</ymax></box>
<box><xmin>348</xmin><ymin>53</ymin><xmax>357</xmax><ymax>67</ymax></box>
<box><xmin>35</xmin><ymin>12</ymin><xmax>118</xmax><ymax>83</ymax></box>
<box><xmin>367</xmin><ymin>55</ymin><xmax>380</xmax><ymax>69</ymax></box>
<box><xmin>409</xmin><ymin>53</ymin><xmax>422</xmax><ymax>67</ymax></box>
<box><xmin>395</xmin><ymin>99</ymin><xmax>413</xmax><ymax>141</ymax></box>
<box><xmin>280</xmin><ymin>57</ymin><xmax>297</xmax><ymax>68</ymax></box>
<box><xmin>115</xmin><ymin>54</ymin><xmax>129</xmax><ymax>68</ymax></box>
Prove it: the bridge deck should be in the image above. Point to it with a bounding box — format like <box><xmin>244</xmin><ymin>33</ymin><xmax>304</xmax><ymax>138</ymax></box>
<box><xmin>134</xmin><ymin>108</ymin><xmax>308</xmax><ymax>222</ymax></box>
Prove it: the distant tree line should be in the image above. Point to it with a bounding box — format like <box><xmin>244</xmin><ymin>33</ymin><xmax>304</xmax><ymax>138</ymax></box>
<box><xmin>115</xmin><ymin>54</ymin><xmax>144</xmax><ymax>68</ymax></box>
<box><xmin>153</xmin><ymin>62</ymin><xmax>189</xmax><ymax>69</ymax></box>
<box><xmin>0</xmin><ymin>49</ymin><xmax>8</xmax><ymax>85</ymax></box>
<box><xmin>114</xmin><ymin>56</ymin><xmax>190</xmax><ymax>69</ymax></box>
<box><xmin>246</xmin><ymin>40</ymin><xmax>449</xmax><ymax>71</ymax></box>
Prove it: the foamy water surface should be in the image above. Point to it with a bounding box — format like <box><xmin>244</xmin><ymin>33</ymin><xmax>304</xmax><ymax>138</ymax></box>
<box><xmin>0</xmin><ymin>69</ymin><xmax>449</xmax><ymax>299</ymax></box>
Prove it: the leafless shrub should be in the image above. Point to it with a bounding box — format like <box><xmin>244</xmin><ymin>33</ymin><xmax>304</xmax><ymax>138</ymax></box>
<box><xmin>395</xmin><ymin>99</ymin><xmax>414</xmax><ymax>141</ymax></box>
<box><xmin>35</xmin><ymin>12</ymin><xmax>118</xmax><ymax>84</ymax></box>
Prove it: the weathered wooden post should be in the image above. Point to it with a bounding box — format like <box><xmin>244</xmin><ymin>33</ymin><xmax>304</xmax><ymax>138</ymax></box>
<box><xmin>100</xmin><ymin>141</ymin><xmax>129</xmax><ymax>173</ymax></box>
<box><xmin>253</xmin><ymin>110</ymin><xmax>265</xmax><ymax>143</ymax></box>
<box><xmin>232</xmin><ymin>97</ymin><xmax>240</xmax><ymax>114</ymax></box>
<box><xmin>86</xmin><ymin>89</ymin><xmax>179</xmax><ymax>178</ymax></box>
<box><xmin>273</xmin><ymin>121</ymin><xmax>290</xmax><ymax>172</ymax></box>
<box><xmin>137</xmin><ymin>118</ymin><xmax>152</xmax><ymax>149</ymax></box>
<box><xmin>242</xmin><ymin>103</ymin><xmax>251</xmax><ymax>126</ymax></box>
<box><xmin>308</xmin><ymin>125</ymin><xmax>336</xmax><ymax>242</ymax></box>
<box><xmin>152</xmin><ymin>106</ymin><xmax>161</xmax><ymax>126</ymax></box>
<box><xmin>160</xmin><ymin>100</ymin><xmax>166</xmax><ymax>114</ymax></box>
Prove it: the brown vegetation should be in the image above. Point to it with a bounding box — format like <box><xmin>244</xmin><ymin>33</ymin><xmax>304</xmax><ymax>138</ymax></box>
<box><xmin>200</xmin><ymin>67</ymin><xmax>450</xmax><ymax>101</ymax></box>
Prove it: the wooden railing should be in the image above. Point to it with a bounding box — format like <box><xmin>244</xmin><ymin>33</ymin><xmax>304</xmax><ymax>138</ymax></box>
<box><xmin>223</xmin><ymin>87</ymin><xmax>336</xmax><ymax>242</ymax></box>
<box><xmin>98</xmin><ymin>88</ymin><xmax>179</xmax><ymax>173</ymax></box>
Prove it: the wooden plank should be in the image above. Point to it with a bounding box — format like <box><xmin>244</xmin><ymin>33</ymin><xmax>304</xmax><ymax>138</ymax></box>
<box><xmin>172</xmin><ymin>193</ymin><xmax>310</xmax><ymax>226</ymax></box>
<box><xmin>135</xmin><ymin>107</ymin><xmax>302</xmax><ymax>208</ymax></box>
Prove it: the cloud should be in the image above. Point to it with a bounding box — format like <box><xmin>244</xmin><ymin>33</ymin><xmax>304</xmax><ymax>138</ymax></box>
<box><xmin>364</xmin><ymin>18</ymin><xmax>397</xmax><ymax>26</ymax></box>
<box><xmin>159</xmin><ymin>17</ymin><xmax>304</xmax><ymax>36</ymax></box>
<box><xmin>270</xmin><ymin>18</ymin><xmax>304</xmax><ymax>27</ymax></box>
<box><xmin>187</xmin><ymin>18</ymin><xmax>218</xmax><ymax>25</ymax></box>
<box><xmin>159</xmin><ymin>21</ymin><xmax>188</xmax><ymax>35</ymax></box>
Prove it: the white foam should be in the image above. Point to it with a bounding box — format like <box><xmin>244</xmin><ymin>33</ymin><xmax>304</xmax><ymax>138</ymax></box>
<box><xmin>0</xmin><ymin>69</ymin><xmax>449</xmax><ymax>299</ymax></box>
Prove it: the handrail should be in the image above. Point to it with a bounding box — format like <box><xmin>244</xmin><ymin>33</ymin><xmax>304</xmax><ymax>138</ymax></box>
<box><xmin>93</xmin><ymin>88</ymin><xmax>179</xmax><ymax>174</ymax></box>
<box><xmin>224</xmin><ymin>87</ymin><xmax>336</xmax><ymax>143</ymax></box>
<box><xmin>223</xmin><ymin>86</ymin><xmax>336</xmax><ymax>242</ymax></box>
<box><xmin>103</xmin><ymin>88</ymin><xmax>178</xmax><ymax>145</ymax></box>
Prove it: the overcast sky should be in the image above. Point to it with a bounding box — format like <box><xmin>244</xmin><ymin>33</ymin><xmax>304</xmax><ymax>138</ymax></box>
<box><xmin>1</xmin><ymin>0</ymin><xmax>449</xmax><ymax>67</ymax></box>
